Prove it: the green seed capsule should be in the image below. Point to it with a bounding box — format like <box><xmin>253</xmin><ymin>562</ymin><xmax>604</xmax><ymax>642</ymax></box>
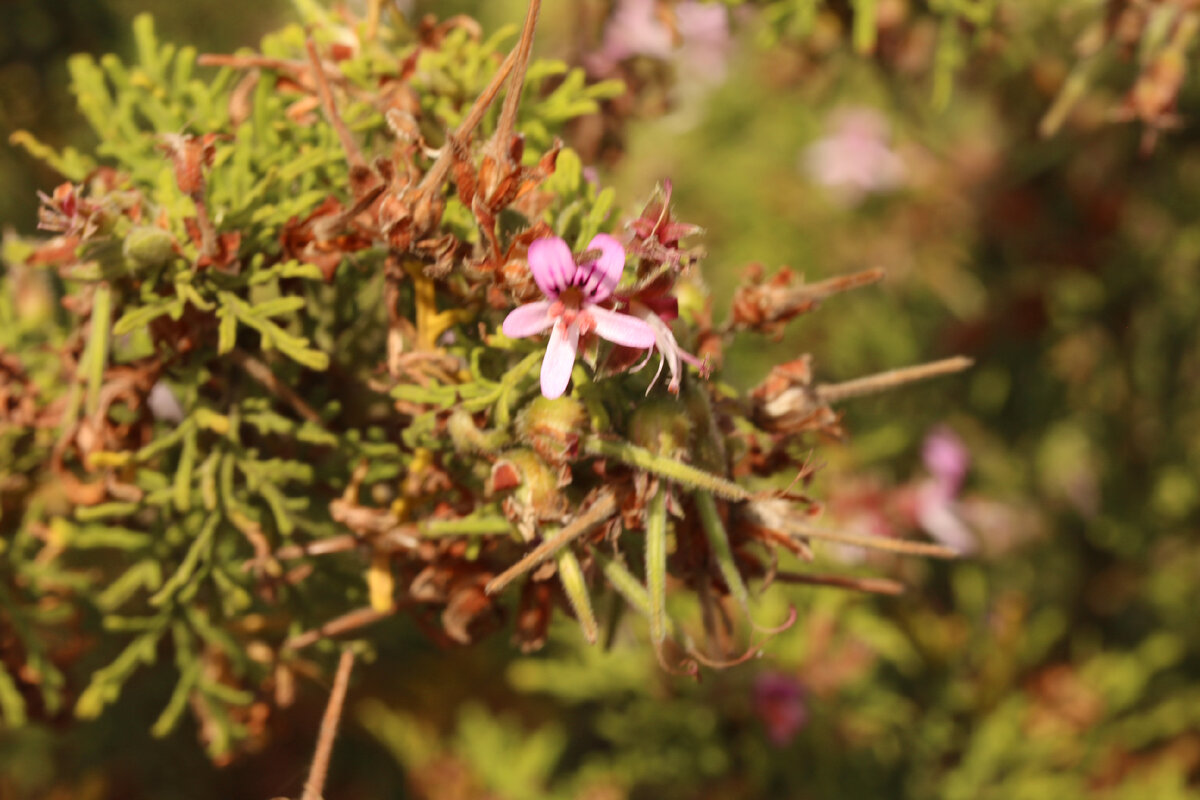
<box><xmin>516</xmin><ymin>395</ymin><xmax>588</xmax><ymax>464</ymax></box>
<box><xmin>629</xmin><ymin>398</ymin><xmax>692</xmax><ymax>458</ymax></box>
<box><xmin>122</xmin><ymin>226</ymin><xmax>177</xmax><ymax>272</ymax></box>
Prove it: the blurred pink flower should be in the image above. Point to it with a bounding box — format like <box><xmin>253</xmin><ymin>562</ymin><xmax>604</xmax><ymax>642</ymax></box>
<box><xmin>754</xmin><ymin>671</ymin><xmax>808</xmax><ymax>747</ymax></box>
<box><xmin>675</xmin><ymin>2</ymin><xmax>732</xmax><ymax>83</ymax></box>
<box><xmin>586</xmin><ymin>0</ymin><xmax>731</xmax><ymax>84</ymax></box>
<box><xmin>923</xmin><ymin>424</ymin><xmax>971</xmax><ymax>497</ymax></box>
<box><xmin>803</xmin><ymin>108</ymin><xmax>906</xmax><ymax>204</ymax></box>
<box><xmin>914</xmin><ymin>426</ymin><xmax>975</xmax><ymax>553</ymax></box>
<box><xmin>502</xmin><ymin>235</ymin><xmax>656</xmax><ymax>399</ymax></box>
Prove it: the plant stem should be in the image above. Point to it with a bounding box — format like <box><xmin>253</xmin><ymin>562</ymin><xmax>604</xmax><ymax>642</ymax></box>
<box><xmin>646</xmin><ymin>485</ymin><xmax>669</xmax><ymax>644</ymax></box>
<box><xmin>582</xmin><ymin>437</ymin><xmax>751</xmax><ymax>501</ymax></box>
<box><xmin>300</xmin><ymin>649</ymin><xmax>355</xmax><ymax>800</ymax></box>
<box><xmin>230</xmin><ymin>348</ymin><xmax>323</xmax><ymax>424</ymax></box>
<box><xmin>774</xmin><ymin>571</ymin><xmax>906</xmax><ymax>595</ymax></box>
<box><xmin>485</xmin><ymin>491</ymin><xmax>617</xmax><ymax>595</ymax></box>
<box><xmin>786</xmin><ymin>520</ymin><xmax>960</xmax><ymax>559</ymax></box>
<box><xmin>492</xmin><ymin>0</ymin><xmax>542</xmax><ymax>152</ymax></box>
<box><xmin>816</xmin><ymin>356</ymin><xmax>973</xmax><ymax>404</ymax></box>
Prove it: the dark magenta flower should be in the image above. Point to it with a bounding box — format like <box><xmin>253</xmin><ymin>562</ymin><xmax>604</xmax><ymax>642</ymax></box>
<box><xmin>502</xmin><ymin>235</ymin><xmax>656</xmax><ymax>398</ymax></box>
<box><xmin>753</xmin><ymin>671</ymin><xmax>808</xmax><ymax>747</ymax></box>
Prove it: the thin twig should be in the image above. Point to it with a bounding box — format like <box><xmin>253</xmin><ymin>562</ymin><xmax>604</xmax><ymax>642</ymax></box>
<box><xmin>285</xmin><ymin>606</ymin><xmax>393</xmax><ymax>650</ymax></box>
<box><xmin>274</xmin><ymin>535</ymin><xmax>360</xmax><ymax>561</ymax></box>
<box><xmin>774</xmin><ymin>571</ymin><xmax>906</xmax><ymax>595</ymax></box>
<box><xmin>816</xmin><ymin>356</ymin><xmax>974</xmax><ymax>405</ymax></box>
<box><xmin>485</xmin><ymin>491</ymin><xmax>618</xmax><ymax>596</ymax></box>
<box><xmin>305</xmin><ymin>38</ymin><xmax>366</xmax><ymax>171</ymax></box>
<box><xmin>492</xmin><ymin>0</ymin><xmax>542</xmax><ymax>151</ymax></box>
<box><xmin>415</xmin><ymin>4</ymin><xmax>536</xmax><ymax>195</ymax></box>
<box><xmin>300</xmin><ymin>649</ymin><xmax>356</xmax><ymax>800</ymax></box>
<box><xmin>787</xmin><ymin>520</ymin><xmax>960</xmax><ymax>559</ymax></box>
<box><xmin>230</xmin><ymin>348</ymin><xmax>323</xmax><ymax>425</ymax></box>
<box><xmin>785</xmin><ymin>267</ymin><xmax>886</xmax><ymax>305</ymax></box>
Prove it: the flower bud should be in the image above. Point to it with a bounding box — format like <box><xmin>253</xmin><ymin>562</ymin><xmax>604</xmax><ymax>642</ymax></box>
<box><xmin>516</xmin><ymin>396</ymin><xmax>588</xmax><ymax>465</ymax></box>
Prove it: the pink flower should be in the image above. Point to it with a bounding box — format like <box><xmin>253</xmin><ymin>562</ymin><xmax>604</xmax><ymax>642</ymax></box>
<box><xmin>628</xmin><ymin>299</ymin><xmax>709</xmax><ymax>394</ymax></box>
<box><xmin>502</xmin><ymin>235</ymin><xmax>656</xmax><ymax>399</ymax></box>
<box><xmin>915</xmin><ymin>426</ymin><xmax>975</xmax><ymax>553</ymax></box>
<box><xmin>585</xmin><ymin>0</ymin><xmax>731</xmax><ymax>84</ymax></box>
<box><xmin>803</xmin><ymin>108</ymin><xmax>906</xmax><ymax>204</ymax></box>
<box><xmin>923</xmin><ymin>425</ymin><xmax>970</xmax><ymax>497</ymax></box>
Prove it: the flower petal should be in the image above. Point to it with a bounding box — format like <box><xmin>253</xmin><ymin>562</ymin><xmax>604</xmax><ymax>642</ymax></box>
<box><xmin>575</xmin><ymin>233</ymin><xmax>626</xmax><ymax>302</ymax></box>
<box><xmin>589</xmin><ymin>306</ymin><xmax>656</xmax><ymax>349</ymax></box>
<box><xmin>540</xmin><ymin>321</ymin><xmax>580</xmax><ymax>398</ymax></box>
<box><xmin>528</xmin><ymin>237</ymin><xmax>576</xmax><ymax>298</ymax></box>
<box><xmin>502</xmin><ymin>301</ymin><xmax>555</xmax><ymax>339</ymax></box>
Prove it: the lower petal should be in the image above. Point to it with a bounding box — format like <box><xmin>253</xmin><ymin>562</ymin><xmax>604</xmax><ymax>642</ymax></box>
<box><xmin>541</xmin><ymin>322</ymin><xmax>580</xmax><ymax>398</ymax></box>
<box><xmin>502</xmin><ymin>301</ymin><xmax>554</xmax><ymax>338</ymax></box>
<box><xmin>589</xmin><ymin>306</ymin><xmax>657</xmax><ymax>349</ymax></box>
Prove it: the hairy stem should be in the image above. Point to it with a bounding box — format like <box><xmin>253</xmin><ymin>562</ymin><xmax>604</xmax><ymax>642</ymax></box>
<box><xmin>556</xmin><ymin>548</ymin><xmax>598</xmax><ymax>644</ymax></box>
<box><xmin>646</xmin><ymin>485</ymin><xmax>669</xmax><ymax>644</ymax></box>
<box><xmin>693</xmin><ymin>492</ymin><xmax>750</xmax><ymax>610</ymax></box>
<box><xmin>582</xmin><ymin>438</ymin><xmax>751</xmax><ymax>501</ymax></box>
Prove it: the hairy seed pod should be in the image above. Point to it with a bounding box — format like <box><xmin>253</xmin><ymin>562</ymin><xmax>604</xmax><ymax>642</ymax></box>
<box><xmin>123</xmin><ymin>226</ymin><xmax>177</xmax><ymax>272</ymax></box>
<box><xmin>516</xmin><ymin>395</ymin><xmax>588</xmax><ymax>465</ymax></box>
<box><xmin>491</xmin><ymin>449</ymin><xmax>566</xmax><ymax>521</ymax></box>
<box><xmin>629</xmin><ymin>397</ymin><xmax>692</xmax><ymax>459</ymax></box>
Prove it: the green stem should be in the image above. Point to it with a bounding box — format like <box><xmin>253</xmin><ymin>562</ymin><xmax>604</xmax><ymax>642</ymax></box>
<box><xmin>421</xmin><ymin>516</ymin><xmax>513</xmax><ymax>537</ymax></box>
<box><xmin>84</xmin><ymin>283</ymin><xmax>112</xmax><ymax>418</ymax></box>
<box><xmin>646</xmin><ymin>485</ymin><xmax>668</xmax><ymax>644</ymax></box>
<box><xmin>694</xmin><ymin>492</ymin><xmax>750</xmax><ymax>611</ymax></box>
<box><xmin>556</xmin><ymin>549</ymin><xmax>597</xmax><ymax>644</ymax></box>
<box><xmin>583</xmin><ymin>438</ymin><xmax>750</xmax><ymax>501</ymax></box>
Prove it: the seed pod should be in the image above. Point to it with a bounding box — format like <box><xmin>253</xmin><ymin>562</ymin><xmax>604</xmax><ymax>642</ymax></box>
<box><xmin>629</xmin><ymin>397</ymin><xmax>692</xmax><ymax>459</ymax></box>
<box><xmin>516</xmin><ymin>396</ymin><xmax>588</xmax><ymax>465</ymax></box>
<box><xmin>123</xmin><ymin>226</ymin><xmax>177</xmax><ymax>272</ymax></box>
<box><xmin>490</xmin><ymin>449</ymin><xmax>566</xmax><ymax>521</ymax></box>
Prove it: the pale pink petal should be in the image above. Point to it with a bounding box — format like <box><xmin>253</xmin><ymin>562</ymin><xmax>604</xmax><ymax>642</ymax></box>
<box><xmin>589</xmin><ymin>306</ymin><xmax>656</xmax><ymax>349</ymax></box>
<box><xmin>540</xmin><ymin>321</ymin><xmax>580</xmax><ymax>398</ymax></box>
<box><xmin>528</xmin><ymin>237</ymin><xmax>577</xmax><ymax>299</ymax></box>
<box><xmin>502</xmin><ymin>301</ymin><xmax>555</xmax><ymax>339</ymax></box>
<box><xmin>923</xmin><ymin>426</ymin><xmax>970</xmax><ymax>495</ymax></box>
<box><xmin>575</xmin><ymin>233</ymin><xmax>626</xmax><ymax>302</ymax></box>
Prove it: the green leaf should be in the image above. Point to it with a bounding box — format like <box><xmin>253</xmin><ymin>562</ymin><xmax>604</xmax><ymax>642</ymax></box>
<box><xmin>7</xmin><ymin>130</ymin><xmax>95</xmax><ymax>180</ymax></box>
<box><xmin>75</xmin><ymin>622</ymin><xmax>167</xmax><ymax>719</ymax></box>
<box><xmin>0</xmin><ymin>663</ymin><xmax>28</xmax><ymax>726</ymax></box>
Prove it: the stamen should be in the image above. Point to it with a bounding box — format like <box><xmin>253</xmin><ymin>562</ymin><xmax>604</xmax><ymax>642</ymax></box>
<box><xmin>576</xmin><ymin>311</ymin><xmax>596</xmax><ymax>336</ymax></box>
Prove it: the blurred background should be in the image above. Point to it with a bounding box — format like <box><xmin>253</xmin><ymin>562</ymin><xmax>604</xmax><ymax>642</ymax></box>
<box><xmin>3</xmin><ymin>0</ymin><xmax>1200</xmax><ymax>798</ymax></box>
